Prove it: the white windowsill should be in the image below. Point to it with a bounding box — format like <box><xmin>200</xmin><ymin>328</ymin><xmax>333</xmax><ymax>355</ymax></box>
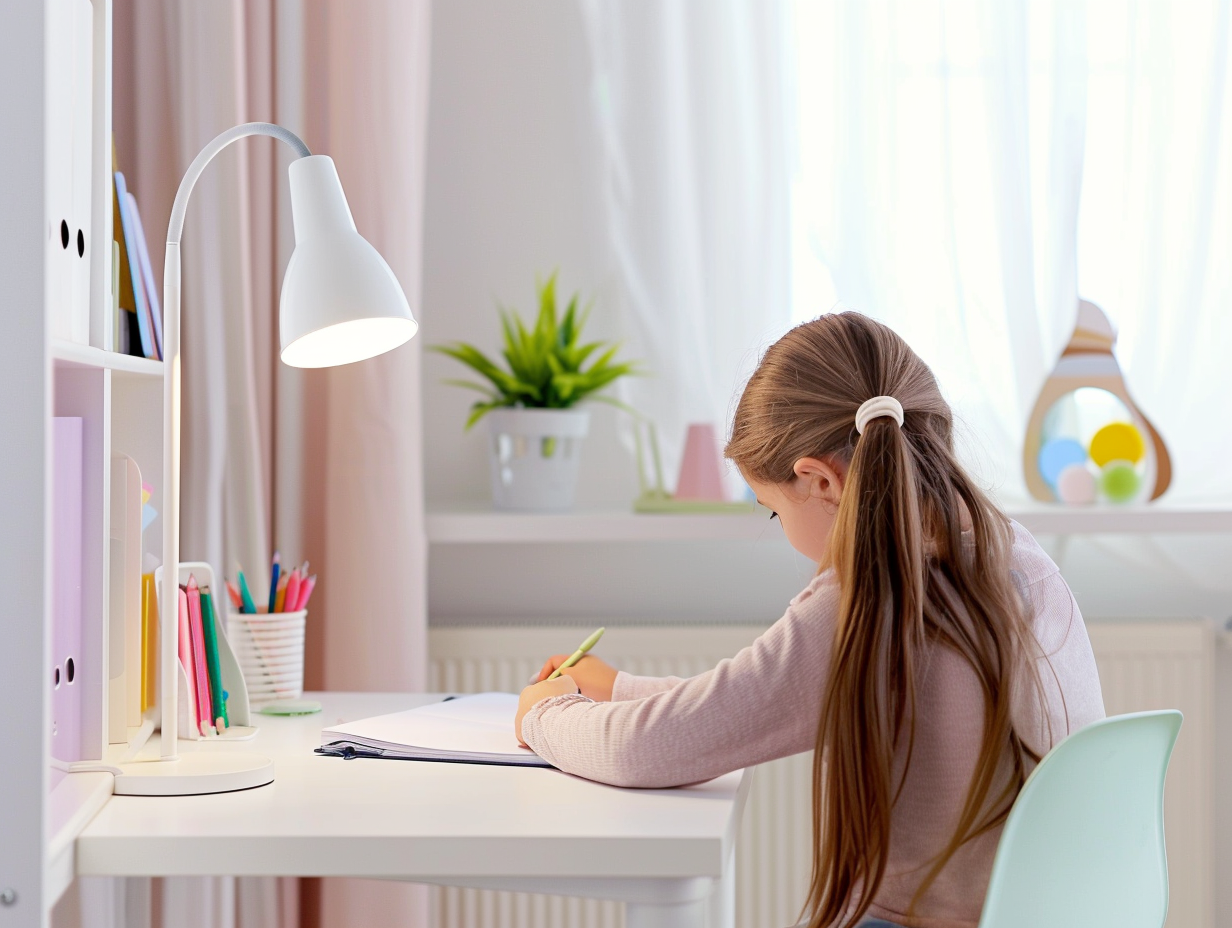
<box><xmin>426</xmin><ymin>502</ymin><xmax>1232</xmax><ymax>544</ymax></box>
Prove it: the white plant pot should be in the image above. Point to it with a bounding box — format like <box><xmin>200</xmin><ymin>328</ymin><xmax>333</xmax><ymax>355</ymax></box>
<box><xmin>487</xmin><ymin>408</ymin><xmax>590</xmax><ymax>511</ymax></box>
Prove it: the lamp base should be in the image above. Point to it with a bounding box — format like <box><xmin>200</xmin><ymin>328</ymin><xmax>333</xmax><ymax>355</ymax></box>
<box><xmin>113</xmin><ymin>750</ymin><xmax>274</xmax><ymax>796</ymax></box>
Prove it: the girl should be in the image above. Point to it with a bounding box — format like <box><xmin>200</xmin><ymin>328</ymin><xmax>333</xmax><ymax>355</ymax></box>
<box><xmin>515</xmin><ymin>312</ymin><xmax>1104</xmax><ymax>928</ymax></box>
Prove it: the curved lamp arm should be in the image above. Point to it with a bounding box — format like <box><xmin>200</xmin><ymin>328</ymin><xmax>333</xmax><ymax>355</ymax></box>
<box><xmin>160</xmin><ymin>123</ymin><xmax>310</xmax><ymax>755</ymax></box>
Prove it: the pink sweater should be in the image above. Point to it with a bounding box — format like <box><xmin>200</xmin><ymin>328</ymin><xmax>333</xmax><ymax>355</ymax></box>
<box><xmin>521</xmin><ymin>523</ymin><xmax>1105</xmax><ymax>928</ymax></box>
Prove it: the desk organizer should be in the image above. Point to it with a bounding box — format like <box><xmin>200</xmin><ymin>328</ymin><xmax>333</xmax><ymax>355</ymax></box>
<box><xmin>228</xmin><ymin>609</ymin><xmax>307</xmax><ymax>705</ymax></box>
<box><xmin>154</xmin><ymin>561</ymin><xmax>257</xmax><ymax>741</ymax></box>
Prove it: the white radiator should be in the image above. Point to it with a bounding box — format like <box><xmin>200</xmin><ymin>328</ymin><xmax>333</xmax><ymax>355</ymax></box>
<box><xmin>1086</xmin><ymin>620</ymin><xmax>1215</xmax><ymax>928</ymax></box>
<box><xmin>429</xmin><ymin>620</ymin><xmax>1213</xmax><ymax>928</ymax></box>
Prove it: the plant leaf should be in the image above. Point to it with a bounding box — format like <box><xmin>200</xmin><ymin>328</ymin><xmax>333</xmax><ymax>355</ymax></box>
<box><xmin>464</xmin><ymin>400</ymin><xmax>508</xmax><ymax>430</ymax></box>
<box><xmin>443</xmin><ymin>379</ymin><xmax>499</xmax><ymax>399</ymax></box>
<box><xmin>587</xmin><ymin>394</ymin><xmax>642</xmax><ymax>416</ymax></box>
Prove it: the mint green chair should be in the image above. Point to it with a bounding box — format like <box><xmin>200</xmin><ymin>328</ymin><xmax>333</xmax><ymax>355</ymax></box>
<box><xmin>978</xmin><ymin>710</ymin><xmax>1183</xmax><ymax>928</ymax></box>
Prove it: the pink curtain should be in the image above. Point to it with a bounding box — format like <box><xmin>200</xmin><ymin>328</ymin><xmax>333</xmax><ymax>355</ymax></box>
<box><xmin>114</xmin><ymin>1</ymin><xmax>431</xmax><ymax>925</ymax></box>
<box><xmin>300</xmin><ymin>2</ymin><xmax>431</xmax><ymax>925</ymax></box>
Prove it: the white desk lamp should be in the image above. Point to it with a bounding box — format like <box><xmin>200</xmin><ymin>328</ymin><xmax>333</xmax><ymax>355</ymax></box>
<box><xmin>113</xmin><ymin>123</ymin><xmax>416</xmax><ymax>796</ymax></box>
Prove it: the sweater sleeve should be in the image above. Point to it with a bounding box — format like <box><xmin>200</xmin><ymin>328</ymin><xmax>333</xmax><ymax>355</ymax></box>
<box><xmin>611</xmin><ymin>671</ymin><xmax>689</xmax><ymax>701</ymax></box>
<box><xmin>520</xmin><ymin>578</ymin><xmax>839</xmax><ymax>788</ymax></box>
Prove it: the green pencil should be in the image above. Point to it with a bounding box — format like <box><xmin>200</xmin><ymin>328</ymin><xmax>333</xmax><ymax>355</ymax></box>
<box><xmin>237</xmin><ymin>569</ymin><xmax>257</xmax><ymax>614</ymax></box>
<box><xmin>546</xmin><ymin>627</ymin><xmax>606</xmax><ymax>681</ymax></box>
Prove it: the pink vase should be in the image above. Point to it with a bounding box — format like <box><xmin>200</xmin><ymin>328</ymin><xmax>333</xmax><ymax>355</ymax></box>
<box><xmin>675</xmin><ymin>423</ymin><xmax>725</xmax><ymax>500</ymax></box>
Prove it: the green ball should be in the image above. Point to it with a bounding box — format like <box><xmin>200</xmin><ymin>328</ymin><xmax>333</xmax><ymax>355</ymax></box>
<box><xmin>1099</xmin><ymin>459</ymin><xmax>1141</xmax><ymax>503</ymax></box>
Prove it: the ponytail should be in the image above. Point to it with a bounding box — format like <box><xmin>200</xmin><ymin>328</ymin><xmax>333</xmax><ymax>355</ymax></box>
<box><xmin>806</xmin><ymin>412</ymin><xmax>925</xmax><ymax>928</ymax></box>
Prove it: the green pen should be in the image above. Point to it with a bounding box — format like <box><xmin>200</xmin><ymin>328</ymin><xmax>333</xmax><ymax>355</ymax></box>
<box><xmin>237</xmin><ymin>569</ymin><xmax>257</xmax><ymax>614</ymax></box>
<box><xmin>546</xmin><ymin>627</ymin><xmax>606</xmax><ymax>680</ymax></box>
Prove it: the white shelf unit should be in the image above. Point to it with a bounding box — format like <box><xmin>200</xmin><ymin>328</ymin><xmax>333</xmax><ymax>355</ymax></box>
<box><xmin>426</xmin><ymin>503</ymin><xmax>1232</xmax><ymax>544</ymax></box>
<box><xmin>52</xmin><ymin>337</ymin><xmax>163</xmax><ymax>377</ymax></box>
<box><xmin>2</xmin><ymin>1</ymin><xmax>165</xmax><ymax>923</ymax></box>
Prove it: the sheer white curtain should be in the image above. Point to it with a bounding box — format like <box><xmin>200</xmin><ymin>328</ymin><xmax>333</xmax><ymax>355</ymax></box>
<box><xmin>1076</xmin><ymin>0</ymin><xmax>1232</xmax><ymax>502</ymax></box>
<box><xmin>789</xmin><ymin>0</ymin><xmax>1232</xmax><ymax>503</ymax></box>
<box><xmin>789</xmin><ymin>0</ymin><xmax>1087</xmax><ymax>500</ymax></box>
<box><xmin>580</xmin><ymin>0</ymin><xmax>793</xmax><ymax>491</ymax></box>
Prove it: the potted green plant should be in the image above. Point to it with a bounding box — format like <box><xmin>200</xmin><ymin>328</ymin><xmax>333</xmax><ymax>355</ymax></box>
<box><xmin>431</xmin><ymin>274</ymin><xmax>638</xmax><ymax>511</ymax></box>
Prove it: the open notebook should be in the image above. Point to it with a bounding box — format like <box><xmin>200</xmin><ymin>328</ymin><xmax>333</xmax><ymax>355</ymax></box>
<box><xmin>317</xmin><ymin>692</ymin><xmax>551</xmax><ymax>767</ymax></box>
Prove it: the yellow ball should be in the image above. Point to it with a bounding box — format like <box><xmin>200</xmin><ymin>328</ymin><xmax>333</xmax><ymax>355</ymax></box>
<box><xmin>1089</xmin><ymin>421</ymin><xmax>1146</xmax><ymax>467</ymax></box>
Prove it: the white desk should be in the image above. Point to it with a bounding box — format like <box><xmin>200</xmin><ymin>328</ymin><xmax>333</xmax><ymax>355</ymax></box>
<box><xmin>77</xmin><ymin>693</ymin><xmax>752</xmax><ymax>928</ymax></box>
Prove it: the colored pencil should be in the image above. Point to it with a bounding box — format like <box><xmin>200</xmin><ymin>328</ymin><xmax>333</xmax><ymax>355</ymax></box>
<box><xmin>295</xmin><ymin>574</ymin><xmax>317</xmax><ymax>612</ymax></box>
<box><xmin>283</xmin><ymin>569</ymin><xmax>302</xmax><ymax>615</ymax></box>
<box><xmin>225</xmin><ymin>579</ymin><xmax>243</xmax><ymax>610</ymax></box>
<box><xmin>267</xmin><ymin>551</ymin><xmax>281</xmax><ymax>613</ymax></box>
<box><xmin>274</xmin><ymin>574</ymin><xmax>289</xmax><ymax>613</ymax></box>
<box><xmin>237</xmin><ymin>570</ymin><xmax>256</xmax><ymax>614</ymax></box>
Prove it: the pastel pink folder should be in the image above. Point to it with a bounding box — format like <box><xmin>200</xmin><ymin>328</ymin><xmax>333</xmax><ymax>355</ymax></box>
<box><xmin>177</xmin><ymin>588</ymin><xmax>200</xmax><ymax>733</ymax></box>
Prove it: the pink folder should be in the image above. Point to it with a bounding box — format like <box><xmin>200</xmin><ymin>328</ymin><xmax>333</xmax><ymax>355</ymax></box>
<box><xmin>52</xmin><ymin>417</ymin><xmax>84</xmax><ymax>764</ymax></box>
<box><xmin>176</xmin><ymin>588</ymin><xmax>199</xmax><ymax>734</ymax></box>
<box><xmin>186</xmin><ymin>577</ymin><xmax>213</xmax><ymax>735</ymax></box>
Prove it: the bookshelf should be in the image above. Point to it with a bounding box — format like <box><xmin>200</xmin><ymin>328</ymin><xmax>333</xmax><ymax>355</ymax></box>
<box><xmin>0</xmin><ymin>1</ymin><xmax>165</xmax><ymax>922</ymax></box>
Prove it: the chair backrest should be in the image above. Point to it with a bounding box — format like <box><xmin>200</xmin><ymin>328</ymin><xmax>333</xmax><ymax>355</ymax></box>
<box><xmin>978</xmin><ymin>710</ymin><xmax>1182</xmax><ymax>928</ymax></box>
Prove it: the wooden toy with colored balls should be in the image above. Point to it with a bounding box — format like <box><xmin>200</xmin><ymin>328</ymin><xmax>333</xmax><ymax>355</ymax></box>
<box><xmin>1022</xmin><ymin>301</ymin><xmax>1171</xmax><ymax>503</ymax></box>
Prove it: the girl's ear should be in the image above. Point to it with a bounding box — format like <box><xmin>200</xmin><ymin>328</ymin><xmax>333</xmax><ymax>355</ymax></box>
<box><xmin>793</xmin><ymin>456</ymin><xmax>845</xmax><ymax>506</ymax></box>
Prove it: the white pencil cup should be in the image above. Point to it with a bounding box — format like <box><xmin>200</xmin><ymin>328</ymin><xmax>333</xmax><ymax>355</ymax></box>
<box><xmin>227</xmin><ymin>609</ymin><xmax>306</xmax><ymax>705</ymax></box>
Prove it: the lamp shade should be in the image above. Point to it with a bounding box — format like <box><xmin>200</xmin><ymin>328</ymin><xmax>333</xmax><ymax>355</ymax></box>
<box><xmin>279</xmin><ymin>155</ymin><xmax>418</xmax><ymax>368</ymax></box>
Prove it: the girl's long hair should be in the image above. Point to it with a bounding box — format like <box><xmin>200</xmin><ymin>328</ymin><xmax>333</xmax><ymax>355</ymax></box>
<box><xmin>726</xmin><ymin>313</ymin><xmax>1042</xmax><ymax>928</ymax></box>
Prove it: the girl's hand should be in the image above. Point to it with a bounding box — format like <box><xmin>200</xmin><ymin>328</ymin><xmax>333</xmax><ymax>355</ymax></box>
<box><xmin>516</xmin><ymin>676</ymin><xmax>580</xmax><ymax>746</ymax></box>
<box><xmin>533</xmin><ymin>654</ymin><xmax>618</xmax><ymax>701</ymax></box>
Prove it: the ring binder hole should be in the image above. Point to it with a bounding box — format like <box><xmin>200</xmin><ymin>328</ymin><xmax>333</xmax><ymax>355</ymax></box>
<box><xmin>60</xmin><ymin>220</ymin><xmax>69</xmax><ymax>249</ymax></box>
<box><xmin>54</xmin><ymin>665</ymin><xmax>61</xmax><ymax>688</ymax></box>
<box><xmin>65</xmin><ymin>657</ymin><xmax>75</xmax><ymax>684</ymax></box>
<box><xmin>76</xmin><ymin>230</ymin><xmax>84</xmax><ymax>257</ymax></box>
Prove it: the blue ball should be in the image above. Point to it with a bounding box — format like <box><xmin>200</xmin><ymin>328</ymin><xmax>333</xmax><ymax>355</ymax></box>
<box><xmin>1038</xmin><ymin>438</ymin><xmax>1088</xmax><ymax>490</ymax></box>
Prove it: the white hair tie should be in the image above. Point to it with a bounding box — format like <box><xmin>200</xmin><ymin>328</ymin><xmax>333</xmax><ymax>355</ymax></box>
<box><xmin>855</xmin><ymin>396</ymin><xmax>904</xmax><ymax>434</ymax></box>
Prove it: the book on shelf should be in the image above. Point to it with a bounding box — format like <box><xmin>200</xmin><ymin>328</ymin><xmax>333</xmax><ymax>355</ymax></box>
<box><xmin>111</xmin><ymin>140</ymin><xmax>138</xmax><ymax>352</ymax></box>
<box><xmin>108</xmin><ymin>454</ymin><xmax>144</xmax><ymax>741</ymax></box>
<box><xmin>125</xmin><ymin>194</ymin><xmax>164</xmax><ymax>357</ymax></box>
<box><xmin>114</xmin><ymin>171</ymin><xmax>159</xmax><ymax>361</ymax></box>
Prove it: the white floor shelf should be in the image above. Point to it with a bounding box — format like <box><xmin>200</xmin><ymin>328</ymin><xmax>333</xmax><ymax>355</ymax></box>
<box><xmin>426</xmin><ymin>503</ymin><xmax>1232</xmax><ymax>544</ymax></box>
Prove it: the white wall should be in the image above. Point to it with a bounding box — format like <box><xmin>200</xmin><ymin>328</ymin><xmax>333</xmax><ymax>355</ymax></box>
<box><xmin>421</xmin><ymin>0</ymin><xmax>634</xmax><ymax>511</ymax></box>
